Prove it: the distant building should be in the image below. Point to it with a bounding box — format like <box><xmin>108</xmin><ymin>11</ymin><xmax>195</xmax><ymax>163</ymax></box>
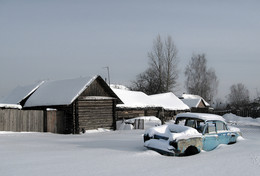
<box><xmin>179</xmin><ymin>93</ymin><xmax>212</xmax><ymax>113</ymax></box>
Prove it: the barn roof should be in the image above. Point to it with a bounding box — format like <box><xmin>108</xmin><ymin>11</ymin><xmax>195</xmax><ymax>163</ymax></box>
<box><xmin>0</xmin><ymin>81</ymin><xmax>44</xmax><ymax>105</ymax></box>
<box><xmin>24</xmin><ymin>75</ymin><xmax>117</xmax><ymax>107</ymax></box>
<box><xmin>181</xmin><ymin>98</ymin><xmax>203</xmax><ymax>108</ymax></box>
<box><xmin>180</xmin><ymin>93</ymin><xmax>210</xmax><ymax>107</ymax></box>
<box><xmin>149</xmin><ymin>92</ymin><xmax>190</xmax><ymax>111</ymax></box>
<box><xmin>111</xmin><ymin>88</ymin><xmax>154</xmax><ymax>108</ymax></box>
<box><xmin>112</xmin><ymin>88</ymin><xmax>190</xmax><ymax>111</ymax></box>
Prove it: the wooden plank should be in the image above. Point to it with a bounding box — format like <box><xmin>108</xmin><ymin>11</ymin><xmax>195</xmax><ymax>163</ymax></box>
<box><xmin>0</xmin><ymin>110</ymin><xmax>4</xmax><ymax>131</ymax></box>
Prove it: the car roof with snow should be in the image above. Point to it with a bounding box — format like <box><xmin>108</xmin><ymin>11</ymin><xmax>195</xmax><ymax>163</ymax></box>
<box><xmin>176</xmin><ymin>113</ymin><xmax>225</xmax><ymax>122</ymax></box>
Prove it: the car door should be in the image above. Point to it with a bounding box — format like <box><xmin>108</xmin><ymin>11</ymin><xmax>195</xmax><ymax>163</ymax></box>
<box><xmin>216</xmin><ymin>121</ymin><xmax>230</xmax><ymax>145</ymax></box>
<box><xmin>202</xmin><ymin>121</ymin><xmax>219</xmax><ymax>151</ymax></box>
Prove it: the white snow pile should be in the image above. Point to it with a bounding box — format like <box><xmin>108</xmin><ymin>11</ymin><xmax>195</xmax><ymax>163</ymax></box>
<box><xmin>223</xmin><ymin>113</ymin><xmax>260</xmax><ymax>126</ymax></box>
<box><xmin>84</xmin><ymin>128</ymin><xmax>111</xmax><ymax>133</ymax></box>
<box><xmin>116</xmin><ymin>121</ymin><xmax>134</xmax><ymax>130</ymax></box>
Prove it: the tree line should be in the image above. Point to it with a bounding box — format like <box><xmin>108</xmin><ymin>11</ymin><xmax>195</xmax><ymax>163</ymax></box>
<box><xmin>131</xmin><ymin>34</ymin><xmax>258</xmax><ymax>112</ymax></box>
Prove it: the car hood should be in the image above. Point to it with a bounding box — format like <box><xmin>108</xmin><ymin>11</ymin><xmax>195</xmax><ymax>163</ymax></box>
<box><xmin>145</xmin><ymin>124</ymin><xmax>202</xmax><ymax>141</ymax></box>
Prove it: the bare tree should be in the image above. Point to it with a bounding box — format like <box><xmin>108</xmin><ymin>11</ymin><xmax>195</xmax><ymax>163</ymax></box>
<box><xmin>164</xmin><ymin>36</ymin><xmax>179</xmax><ymax>91</ymax></box>
<box><xmin>147</xmin><ymin>35</ymin><xmax>165</xmax><ymax>93</ymax></box>
<box><xmin>132</xmin><ymin>35</ymin><xmax>179</xmax><ymax>94</ymax></box>
<box><xmin>184</xmin><ymin>53</ymin><xmax>218</xmax><ymax>101</ymax></box>
<box><xmin>227</xmin><ymin>83</ymin><xmax>250</xmax><ymax>109</ymax></box>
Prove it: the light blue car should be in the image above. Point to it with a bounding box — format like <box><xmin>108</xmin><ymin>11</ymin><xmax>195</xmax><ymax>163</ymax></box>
<box><xmin>144</xmin><ymin>113</ymin><xmax>241</xmax><ymax>156</ymax></box>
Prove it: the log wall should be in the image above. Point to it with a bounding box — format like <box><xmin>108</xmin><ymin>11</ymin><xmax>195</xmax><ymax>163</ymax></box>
<box><xmin>77</xmin><ymin>99</ymin><xmax>114</xmax><ymax>131</ymax></box>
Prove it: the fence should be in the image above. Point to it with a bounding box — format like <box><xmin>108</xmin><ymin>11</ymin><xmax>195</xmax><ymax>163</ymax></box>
<box><xmin>213</xmin><ymin>109</ymin><xmax>260</xmax><ymax>118</ymax></box>
<box><xmin>0</xmin><ymin>109</ymin><xmax>67</xmax><ymax>133</ymax></box>
<box><xmin>0</xmin><ymin>109</ymin><xmax>44</xmax><ymax>132</ymax></box>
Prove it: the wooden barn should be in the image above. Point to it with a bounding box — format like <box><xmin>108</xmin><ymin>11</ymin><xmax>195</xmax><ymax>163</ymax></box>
<box><xmin>23</xmin><ymin>75</ymin><xmax>122</xmax><ymax>134</ymax></box>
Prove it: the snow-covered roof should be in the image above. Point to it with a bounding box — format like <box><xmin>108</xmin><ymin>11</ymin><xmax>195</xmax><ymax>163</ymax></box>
<box><xmin>110</xmin><ymin>84</ymin><xmax>130</xmax><ymax>90</ymax></box>
<box><xmin>24</xmin><ymin>76</ymin><xmax>98</xmax><ymax>107</ymax></box>
<box><xmin>112</xmin><ymin>88</ymin><xmax>189</xmax><ymax>111</ymax></box>
<box><xmin>0</xmin><ymin>82</ymin><xmax>44</xmax><ymax>105</ymax></box>
<box><xmin>149</xmin><ymin>92</ymin><xmax>190</xmax><ymax>111</ymax></box>
<box><xmin>181</xmin><ymin>98</ymin><xmax>202</xmax><ymax>108</ymax></box>
<box><xmin>180</xmin><ymin>93</ymin><xmax>210</xmax><ymax>107</ymax></box>
<box><xmin>112</xmin><ymin>88</ymin><xmax>155</xmax><ymax>108</ymax></box>
<box><xmin>0</xmin><ymin>103</ymin><xmax>22</xmax><ymax>109</ymax></box>
<box><xmin>176</xmin><ymin>112</ymin><xmax>225</xmax><ymax>122</ymax></box>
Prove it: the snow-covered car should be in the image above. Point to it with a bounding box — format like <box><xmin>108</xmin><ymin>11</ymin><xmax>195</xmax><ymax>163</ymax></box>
<box><xmin>117</xmin><ymin>116</ymin><xmax>161</xmax><ymax>130</ymax></box>
<box><xmin>143</xmin><ymin>112</ymin><xmax>241</xmax><ymax>156</ymax></box>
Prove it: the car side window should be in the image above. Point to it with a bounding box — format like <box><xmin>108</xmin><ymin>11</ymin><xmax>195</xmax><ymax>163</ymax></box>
<box><xmin>204</xmin><ymin>122</ymin><xmax>216</xmax><ymax>134</ymax></box>
<box><xmin>186</xmin><ymin>119</ymin><xmax>196</xmax><ymax>128</ymax></box>
<box><xmin>216</xmin><ymin>121</ymin><xmax>227</xmax><ymax>132</ymax></box>
<box><xmin>197</xmin><ymin>121</ymin><xmax>206</xmax><ymax>133</ymax></box>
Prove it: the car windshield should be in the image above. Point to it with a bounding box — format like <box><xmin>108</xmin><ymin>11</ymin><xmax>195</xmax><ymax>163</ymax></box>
<box><xmin>175</xmin><ymin>117</ymin><xmax>205</xmax><ymax>133</ymax></box>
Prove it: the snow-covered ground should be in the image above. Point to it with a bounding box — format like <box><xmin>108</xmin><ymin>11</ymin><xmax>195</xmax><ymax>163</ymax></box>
<box><xmin>1</xmin><ymin>114</ymin><xmax>260</xmax><ymax>176</ymax></box>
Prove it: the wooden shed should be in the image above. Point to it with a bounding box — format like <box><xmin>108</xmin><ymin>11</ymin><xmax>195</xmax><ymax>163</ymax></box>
<box><xmin>23</xmin><ymin>76</ymin><xmax>122</xmax><ymax>134</ymax></box>
<box><xmin>112</xmin><ymin>88</ymin><xmax>190</xmax><ymax>123</ymax></box>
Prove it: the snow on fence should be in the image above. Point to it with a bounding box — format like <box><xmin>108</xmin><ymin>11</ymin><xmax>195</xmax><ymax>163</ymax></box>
<box><xmin>214</xmin><ymin>109</ymin><xmax>260</xmax><ymax>118</ymax></box>
<box><xmin>0</xmin><ymin>109</ymin><xmax>44</xmax><ymax>132</ymax></box>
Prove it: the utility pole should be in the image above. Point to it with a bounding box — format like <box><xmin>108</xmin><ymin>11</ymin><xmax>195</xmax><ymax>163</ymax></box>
<box><xmin>103</xmin><ymin>66</ymin><xmax>110</xmax><ymax>85</ymax></box>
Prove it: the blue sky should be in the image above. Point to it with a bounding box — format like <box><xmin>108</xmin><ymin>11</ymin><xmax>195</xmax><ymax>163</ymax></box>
<box><xmin>0</xmin><ymin>0</ymin><xmax>259</xmax><ymax>101</ymax></box>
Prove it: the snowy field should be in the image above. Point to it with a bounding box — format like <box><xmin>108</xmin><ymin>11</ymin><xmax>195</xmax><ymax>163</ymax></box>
<box><xmin>1</xmin><ymin>114</ymin><xmax>260</xmax><ymax>176</ymax></box>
